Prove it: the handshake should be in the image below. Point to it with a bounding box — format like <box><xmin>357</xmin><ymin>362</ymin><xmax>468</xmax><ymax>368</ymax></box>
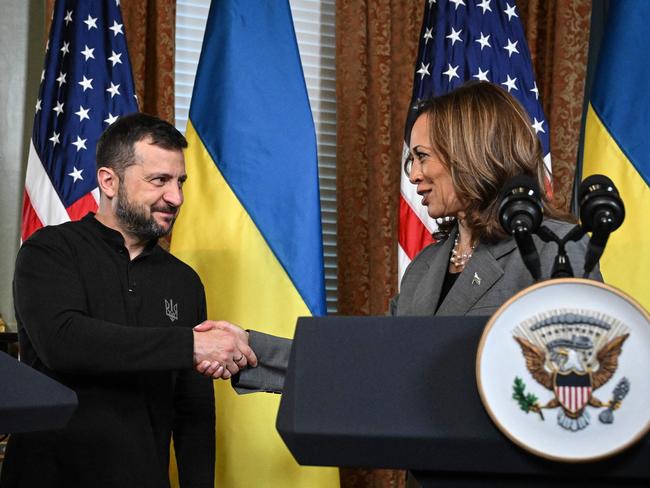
<box><xmin>192</xmin><ymin>320</ymin><xmax>258</xmax><ymax>379</ymax></box>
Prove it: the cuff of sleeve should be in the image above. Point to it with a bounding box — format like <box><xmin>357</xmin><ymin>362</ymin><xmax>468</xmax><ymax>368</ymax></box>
<box><xmin>230</xmin><ymin>330</ymin><xmax>292</xmax><ymax>394</ymax></box>
<box><xmin>231</xmin><ymin>369</ymin><xmax>284</xmax><ymax>394</ymax></box>
<box><xmin>178</xmin><ymin>326</ymin><xmax>196</xmax><ymax>369</ymax></box>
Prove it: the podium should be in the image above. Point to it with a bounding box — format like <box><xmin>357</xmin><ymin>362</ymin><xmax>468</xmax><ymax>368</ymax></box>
<box><xmin>0</xmin><ymin>350</ymin><xmax>77</xmax><ymax>433</ymax></box>
<box><xmin>277</xmin><ymin>316</ymin><xmax>650</xmax><ymax>487</ymax></box>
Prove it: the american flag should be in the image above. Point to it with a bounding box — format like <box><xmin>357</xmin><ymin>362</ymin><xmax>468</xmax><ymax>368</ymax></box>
<box><xmin>398</xmin><ymin>0</ymin><xmax>551</xmax><ymax>282</ymax></box>
<box><xmin>22</xmin><ymin>0</ymin><xmax>138</xmax><ymax>240</ymax></box>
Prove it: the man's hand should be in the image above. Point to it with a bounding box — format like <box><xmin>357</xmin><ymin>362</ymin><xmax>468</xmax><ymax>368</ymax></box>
<box><xmin>192</xmin><ymin>320</ymin><xmax>258</xmax><ymax>379</ymax></box>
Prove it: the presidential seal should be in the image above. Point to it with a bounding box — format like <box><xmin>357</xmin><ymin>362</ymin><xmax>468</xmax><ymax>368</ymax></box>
<box><xmin>512</xmin><ymin>310</ymin><xmax>629</xmax><ymax>431</ymax></box>
<box><xmin>476</xmin><ymin>278</ymin><xmax>650</xmax><ymax>462</ymax></box>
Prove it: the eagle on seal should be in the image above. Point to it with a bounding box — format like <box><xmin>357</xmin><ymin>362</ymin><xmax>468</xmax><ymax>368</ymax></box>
<box><xmin>514</xmin><ymin>332</ymin><xmax>628</xmax><ymax>431</ymax></box>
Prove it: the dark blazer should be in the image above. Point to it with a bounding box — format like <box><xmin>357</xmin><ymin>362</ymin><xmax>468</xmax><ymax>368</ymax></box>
<box><xmin>391</xmin><ymin>219</ymin><xmax>603</xmax><ymax>317</ymax></box>
<box><xmin>235</xmin><ymin>219</ymin><xmax>603</xmax><ymax>393</ymax></box>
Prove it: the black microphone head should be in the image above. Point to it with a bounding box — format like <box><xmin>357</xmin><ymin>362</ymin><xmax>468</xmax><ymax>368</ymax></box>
<box><xmin>499</xmin><ymin>174</ymin><xmax>540</xmax><ymax>200</ymax></box>
<box><xmin>579</xmin><ymin>174</ymin><xmax>625</xmax><ymax>233</ymax></box>
<box><xmin>498</xmin><ymin>174</ymin><xmax>544</xmax><ymax>235</ymax></box>
<box><xmin>578</xmin><ymin>174</ymin><xmax>618</xmax><ymax>201</ymax></box>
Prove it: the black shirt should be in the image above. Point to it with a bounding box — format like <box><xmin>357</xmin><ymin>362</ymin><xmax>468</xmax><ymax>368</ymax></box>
<box><xmin>436</xmin><ymin>270</ymin><xmax>460</xmax><ymax>312</ymax></box>
<box><xmin>2</xmin><ymin>213</ymin><xmax>215</xmax><ymax>488</ymax></box>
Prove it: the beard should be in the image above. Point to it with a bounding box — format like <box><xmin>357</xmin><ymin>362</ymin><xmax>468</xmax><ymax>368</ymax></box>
<box><xmin>115</xmin><ymin>184</ymin><xmax>177</xmax><ymax>241</ymax></box>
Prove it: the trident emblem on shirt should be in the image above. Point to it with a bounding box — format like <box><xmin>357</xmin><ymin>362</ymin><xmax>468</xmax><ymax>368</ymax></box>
<box><xmin>165</xmin><ymin>299</ymin><xmax>178</xmax><ymax>322</ymax></box>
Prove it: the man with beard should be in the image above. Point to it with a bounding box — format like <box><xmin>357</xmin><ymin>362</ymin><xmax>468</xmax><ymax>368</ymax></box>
<box><xmin>1</xmin><ymin>113</ymin><xmax>257</xmax><ymax>488</ymax></box>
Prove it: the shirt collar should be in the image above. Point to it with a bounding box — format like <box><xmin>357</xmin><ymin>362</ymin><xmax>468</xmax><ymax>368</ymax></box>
<box><xmin>82</xmin><ymin>212</ymin><xmax>159</xmax><ymax>258</ymax></box>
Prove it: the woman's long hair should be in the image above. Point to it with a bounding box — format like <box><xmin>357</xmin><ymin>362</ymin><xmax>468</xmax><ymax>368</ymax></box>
<box><xmin>414</xmin><ymin>81</ymin><xmax>567</xmax><ymax>242</ymax></box>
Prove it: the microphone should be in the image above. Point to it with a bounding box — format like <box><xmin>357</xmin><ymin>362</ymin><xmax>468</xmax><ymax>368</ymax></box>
<box><xmin>498</xmin><ymin>175</ymin><xmax>544</xmax><ymax>280</ymax></box>
<box><xmin>579</xmin><ymin>175</ymin><xmax>625</xmax><ymax>276</ymax></box>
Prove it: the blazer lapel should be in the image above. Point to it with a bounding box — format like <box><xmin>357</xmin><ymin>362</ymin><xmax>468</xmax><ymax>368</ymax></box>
<box><xmin>410</xmin><ymin>229</ymin><xmax>457</xmax><ymax>316</ymax></box>
<box><xmin>437</xmin><ymin>236</ymin><xmax>517</xmax><ymax>315</ymax></box>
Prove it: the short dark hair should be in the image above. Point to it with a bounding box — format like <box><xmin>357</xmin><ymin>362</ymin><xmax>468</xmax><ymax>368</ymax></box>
<box><xmin>96</xmin><ymin>112</ymin><xmax>188</xmax><ymax>177</ymax></box>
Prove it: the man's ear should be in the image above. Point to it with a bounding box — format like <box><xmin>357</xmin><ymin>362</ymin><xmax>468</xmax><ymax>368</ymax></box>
<box><xmin>97</xmin><ymin>167</ymin><xmax>119</xmax><ymax>198</ymax></box>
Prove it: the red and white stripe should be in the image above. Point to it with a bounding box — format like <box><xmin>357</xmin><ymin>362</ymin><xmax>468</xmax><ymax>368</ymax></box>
<box><xmin>555</xmin><ymin>386</ymin><xmax>592</xmax><ymax>414</ymax></box>
<box><xmin>22</xmin><ymin>140</ymin><xmax>99</xmax><ymax>241</ymax></box>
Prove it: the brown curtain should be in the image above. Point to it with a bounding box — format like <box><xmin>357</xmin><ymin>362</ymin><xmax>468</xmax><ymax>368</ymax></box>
<box><xmin>336</xmin><ymin>0</ymin><xmax>423</xmax><ymax>320</ymax></box>
<box><xmin>46</xmin><ymin>0</ymin><xmax>176</xmax><ymax>124</ymax></box>
<box><xmin>120</xmin><ymin>0</ymin><xmax>176</xmax><ymax>124</ymax></box>
<box><xmin>336</xmin><ymin>2</ymin><xmax>422</xmax><ymax>486</ymax></box>
<box><xmin>336</xmin><ymin>1</ymin><xmax>592</xmax><ymax>487</ymax></box>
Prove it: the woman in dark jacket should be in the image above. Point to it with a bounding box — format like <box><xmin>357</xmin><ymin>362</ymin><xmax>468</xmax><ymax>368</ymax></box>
<box><xmin>392</xmin><ymin>81</ymin><xmax>601</xmax><ymax>317</ymax></box>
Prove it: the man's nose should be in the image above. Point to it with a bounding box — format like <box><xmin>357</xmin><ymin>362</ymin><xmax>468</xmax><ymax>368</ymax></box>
<box><xmin>163</xmin><ymin>183</ymin><xmax>183</xmax><ymax>207</ymax></box>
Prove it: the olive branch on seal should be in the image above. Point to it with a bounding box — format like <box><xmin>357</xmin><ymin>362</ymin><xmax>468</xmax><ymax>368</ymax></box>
<box><xmin>512</xmin><ymin>377</ymin><xmax>544</xmax><ymax>420</ymax></box>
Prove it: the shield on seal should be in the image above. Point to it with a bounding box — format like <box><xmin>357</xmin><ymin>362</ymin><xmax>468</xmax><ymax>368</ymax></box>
<box><xmin>554</xmin><ymin>371</ymin><xmax>592</xmax><ymax>414</ymax></box>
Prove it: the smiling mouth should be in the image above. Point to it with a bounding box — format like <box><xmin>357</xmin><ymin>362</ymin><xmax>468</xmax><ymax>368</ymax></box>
<box><xmin>153</xmin><ymin>204</ymin><xmax>177</xmax><ymax>214</ymax></box>
<box><xmin>154</xmin><ymin>210</ymin><xmax>177</xmax><ymax>220</ymax></box>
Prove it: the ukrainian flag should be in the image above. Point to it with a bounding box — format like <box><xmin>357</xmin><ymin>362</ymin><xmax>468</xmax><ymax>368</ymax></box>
<box><xmin>170</xmin><ymin>1</ymin><xmax>339</xmax><ymax>486</ymax></box>
<box><xmin>582</xmin><ymin>0</ymin><xmax>650</xmax><ymax>311</ymax></box>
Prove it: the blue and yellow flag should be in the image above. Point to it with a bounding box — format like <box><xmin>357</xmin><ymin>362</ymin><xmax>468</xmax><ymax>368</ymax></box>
<box><xmin>170</xmin><ymin>1</ymin><xmax>338</xmax><ymax>486</ymax></box>
<box><xmin>581</xmin><ymin>0</ymin><xmax>650</xmax><ymax>311</ymax></box>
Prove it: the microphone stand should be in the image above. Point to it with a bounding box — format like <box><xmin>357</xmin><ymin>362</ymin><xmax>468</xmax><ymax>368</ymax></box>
<box><xmin>536</xmin><ymin>224</ymin><xmax>585</xmax><ymax>279</ymax></box>
<box><xmin>512</xmin><ymin>226</ymin><xmax>541</xmax><ymax>281</ymax></box>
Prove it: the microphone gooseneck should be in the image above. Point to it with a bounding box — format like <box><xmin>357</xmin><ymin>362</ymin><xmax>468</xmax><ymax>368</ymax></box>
<box><xmin>579</xmin><ymin>175</ymin><xmax>625</xmax><ymax>277</ymax></box>
<box><xmin>498</xmin><ymin>175</ymin><xmax>544</xmax><ymax>280</ymax></box>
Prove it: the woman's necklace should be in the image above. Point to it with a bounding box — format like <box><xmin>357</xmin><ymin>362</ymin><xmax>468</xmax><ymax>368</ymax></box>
<box><xmin>449</xmin><ymin>235</ymin><xmax>476</xmax><ymax>269</ymax></box>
